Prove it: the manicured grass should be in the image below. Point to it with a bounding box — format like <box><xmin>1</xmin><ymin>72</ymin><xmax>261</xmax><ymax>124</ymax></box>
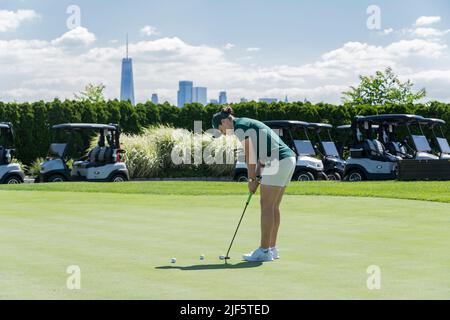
<box><xmin>0</xmin><ymin>189</ymin><xmax>449</xmax><ymax>299</ymax></box>
<box><xmin>1</xmin><ymin>180</ymin><xmax>449</xmax><ymax>203</ymax></box>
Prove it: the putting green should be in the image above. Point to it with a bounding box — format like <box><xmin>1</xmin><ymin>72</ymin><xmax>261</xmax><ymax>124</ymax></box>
<box><xmin>0</xmin><ymin>190</ymin><xmax>449</xmax><ymax>299</ymax></box>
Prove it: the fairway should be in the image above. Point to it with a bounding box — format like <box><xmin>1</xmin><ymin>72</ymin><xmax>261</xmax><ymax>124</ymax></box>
<box><xmin>1</xmin><ymin>182</ymin><xmax>449</xmax><ymax>299</ymax></box>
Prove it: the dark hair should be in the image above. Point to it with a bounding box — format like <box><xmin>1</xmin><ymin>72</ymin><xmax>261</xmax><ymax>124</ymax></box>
<box><xmin>212</xmin><ymin>106</ymin><xmax>234</xmax><ymax>129</ymax></box>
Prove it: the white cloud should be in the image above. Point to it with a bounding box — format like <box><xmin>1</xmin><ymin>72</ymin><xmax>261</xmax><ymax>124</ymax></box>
<box><xmin>223</xmin><ymin>43</ymin><xmax>235</xmax><ymax>50</ymax></box>
<box><xmin>415</xmin><ymin>16</ymin><xmax>441</xmax><ymax>26</ymax></box>
<box><xmin>1</xmin><ymin>29</ymin><xmax>450</xmax><ymax>104</ymax></box>
<box><xmin>386</xmin><ymin>39</ymin><xmax>447</xmax><ymax>58</ymax></box>
<box><xmin>0</xmin><ymin>9</ymin><xmax>39</xmax><ymax>32</ymax></box>
<box><xmin>412</xmin><ymin>27</ymin><xmax>450</xmax><ymax>37</ymax></box>
<box><xmin>140</xmin><ymin>25</ymin><xmax>159</xmax><ymax>36</ymax></box>
<box><xmin>408</xmin><ymin>69</ymin><xmax>450</xmax><ymax>83</ymax></box>
<box><xmin>51</xmin><ymin>27</ymin><xmax>96</xmax><ymax>47</ymax></box>
<box><xmin>246</xmin><ymin>47</ymin><xmax>260</xmax><ymax>52</ymax></box>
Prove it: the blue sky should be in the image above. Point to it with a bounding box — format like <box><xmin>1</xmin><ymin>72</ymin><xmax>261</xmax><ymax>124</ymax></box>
<box><xmin>1</xmin><ymin>0</ymin><xmax>450</xmax><ymax>103</ymax></box>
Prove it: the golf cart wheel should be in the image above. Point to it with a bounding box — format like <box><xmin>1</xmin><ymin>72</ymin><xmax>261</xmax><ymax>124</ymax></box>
<box><xmin>5</xmin><ymin>176</ymin><xmax>22</xmax><ymax>184</ymax></box>
<box><xmin>110</xmin><ymin>173</ymin><xmax>127</xmax><ymax>182</ymax></box>
<box><xmin>48</xmin><ymin>174</ymin><xmax>67</xmax><ymax>183</ymax></box>
<box><xmin>346</xmin><ymin>170</ymin><xmax>365</xmax><ymax>182</ymax></box>
<box><xmin>326</xmin><ymin>172</ymin><xmax>342</xmax><ymax>181</ymax></box>
<box><xmin>235</xmin><ymin>173</ymin><xmax>248</xmax><ymax>182</ymax></box>
<box><xmin>294</xmin><ymin>171</ymin><xmax>315</xmax><ymax>181</ymax></box>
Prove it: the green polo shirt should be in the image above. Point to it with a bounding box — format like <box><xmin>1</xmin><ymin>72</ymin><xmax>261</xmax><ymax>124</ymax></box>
<box><xmin>233</xmin><ymin>117</ymin><xmax>295</xmax><ymax>161</ymax></box>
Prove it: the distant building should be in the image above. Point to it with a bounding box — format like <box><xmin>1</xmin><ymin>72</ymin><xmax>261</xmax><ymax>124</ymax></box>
<box><xmin>193</xmin><ymin>87</ymin><xmax>207</xmax><ymax>105</ymax></box>
<box><xmin>284</xmin><ymin>95</ymin><xmax>288</xmax><ymax>103</ymax></box>
<box><xmin>151</xmin><ymin>93</ymin><xmax>159</xmax><ymax>104</ymax></box>
<box><xmin>177</xmin><ymin>81</ymin><xmax>193</xmax><ymax>107</ymax></box>
<box><xmin>259</xmin><ymin>98</ymin><xmax>278</xmax><ymax>103</ymax></box>
<box><xmin>120</xmin><ymin>35</ymin><xmax>135</xmax><ymax>105</ymax></box>
<box><xmin>210</xmin><ymin>99</ymin><xmax>219</xmax><ymax>105</ymax></box>
<box><xmin>240</xmin><ymin>97</ymin><xmax>248</xmax><ymax>103</ymax></box>
<box><xmin>219</xmin><ymin>91</ymin><xmax>227</xmax><ymax>105</ymax></box>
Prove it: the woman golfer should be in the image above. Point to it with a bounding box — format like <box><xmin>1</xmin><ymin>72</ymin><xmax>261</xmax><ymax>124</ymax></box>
<box><xmin>212</xmin><ymin>107</ymin><xmax>296</xmax><ymax>262</ymax></box>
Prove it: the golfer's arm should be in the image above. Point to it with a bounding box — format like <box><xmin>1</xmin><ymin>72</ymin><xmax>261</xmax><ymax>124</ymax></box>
<box><xmin>244</xmin><ymin>138</ymin><xmax>257</xmax><ymax>179</ymax></box>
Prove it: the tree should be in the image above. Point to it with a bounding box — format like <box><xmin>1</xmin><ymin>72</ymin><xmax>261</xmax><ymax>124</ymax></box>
<box><xmin>342</xmin><ymin>67</ymin><xmax>426</xmax><ymax>105</ymax></box>
<box><xmin>75</xmin><ymin>83</ymin><xmax>106</xmax><ymax>104</ymax></box>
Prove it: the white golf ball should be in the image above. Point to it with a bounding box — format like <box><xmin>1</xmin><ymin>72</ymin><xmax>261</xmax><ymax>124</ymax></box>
<box><xmin>219</xmin><ymin>255</ymin><xmax>225</xmax><ymax>260</ymax></box>
<box><xmin>171</xmin><ymin>258</ymin><xmax>177</xmax><ymax>263</ymax></box>
<box><xmin>200</xmin><ymin>255</ymin><xmax>205</xmax><ymax>260</ymax></box>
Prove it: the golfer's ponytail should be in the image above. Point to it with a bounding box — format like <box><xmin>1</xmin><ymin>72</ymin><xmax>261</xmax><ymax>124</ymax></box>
<box><xmin>221</xmin><ymin>106</ymin><xmax>233</xmax><ymax>116</ymax></box>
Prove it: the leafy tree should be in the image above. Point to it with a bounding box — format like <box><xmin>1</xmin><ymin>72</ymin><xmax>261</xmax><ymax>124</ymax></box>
<box><xmin>342</xmin><ymin>67</ymin><xmax>426</xmax><ymax>105</ymax></box>
<box><xmin>75</xmin><ymin>83</ymin><xmax>106</xmax><ymax>104</ymax></box>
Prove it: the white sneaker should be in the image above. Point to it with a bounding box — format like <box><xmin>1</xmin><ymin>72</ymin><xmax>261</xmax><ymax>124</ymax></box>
<box><xmin>242</xmin><ymin>247</ymin><xmax>274</xmax><ymax>262</ymax></box>
<box><xmin>271</xmin><ymin>247</ymin><xmax>280</xmax><ymax>259</ymax></box>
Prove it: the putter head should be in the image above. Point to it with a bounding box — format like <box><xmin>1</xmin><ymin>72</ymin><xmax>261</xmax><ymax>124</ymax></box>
<box><xmin>224</xmin><ymin>256</ymin><xmax>231</xmax><ymax>263</ymax></box>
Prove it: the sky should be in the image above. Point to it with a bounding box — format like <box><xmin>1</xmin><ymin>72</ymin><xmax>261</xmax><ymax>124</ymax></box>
<box><xmin>1</xmin><ymin>0</ymin><xmax>450</xmax><ymax>104</ymax></box>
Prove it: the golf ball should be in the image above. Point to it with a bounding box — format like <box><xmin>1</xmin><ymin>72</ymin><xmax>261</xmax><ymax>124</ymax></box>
<box><xmin>219</xmin><ymin>255</ymin><xmax>225</xmax><ymax>260</ymax></box>
<box><xmin>200</xmin><ymin>255</ymin><xmax>205</xmax><ymax>260</ymax></box>
<box><xmin>171</xmin><ymin>258</ymin><xmax>177</xmax><ymax>263</ymax></box>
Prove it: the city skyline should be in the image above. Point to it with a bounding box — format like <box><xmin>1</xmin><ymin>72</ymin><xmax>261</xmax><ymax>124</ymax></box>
<box><xmin>177</xmin><ymin>81</ymin><xmax>233</xmax><ymax>107</ymax></box>
<box><xmin>1</xmin><ymin>1</ymin><xmax>450</xmax><ymax>104</ymax></box>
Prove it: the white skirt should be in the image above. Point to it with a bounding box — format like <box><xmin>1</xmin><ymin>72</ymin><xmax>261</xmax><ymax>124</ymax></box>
<box><xmin>260</xmin><ymin>157</ymin><xmax>296</xmax><ymax>187</ymax></box>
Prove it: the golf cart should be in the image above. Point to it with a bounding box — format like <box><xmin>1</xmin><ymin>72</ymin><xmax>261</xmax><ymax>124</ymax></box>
<box><xmin>368</xmin><ymin>114</ymin><xmax>450</xmax><ymax>180</ymax></box>
<box><xmin>38</xmin><ymin>123</ymin><xmax>129</xmax><ymax>183</ymax></box>
<box><xmin>233</xmin><ymin>120</ymin><xmax>327</xmax><ymax>181</ymax></box>
<box><xmin>307</xmin><ymin>123</ymin><xmax>346</xmax><ymax>180</ymax></box>
<box><xmin>340</xmin><ymin>115</ymin><xmax>403</xmax><ymax>181</ymax></box>
<box><xmin>363</xmin><ymin>114</ymin><xmax>437</xmax><ymax>160</ymax></box>
<box><xmin>421</xmin><ymin>118</ymin><xmax>450</xmax><ymax>159</ymax></box>
<box><xmin>0</xmin><ymin>122</ymin><xmax>25</xmax><ymax>184</ymax></box>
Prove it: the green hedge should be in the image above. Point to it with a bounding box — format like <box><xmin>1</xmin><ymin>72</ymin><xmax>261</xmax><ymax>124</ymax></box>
<box><xmin>0</xmin><ymin>99</ymin><xmax>449</xmax><ymax>164</ymax></box>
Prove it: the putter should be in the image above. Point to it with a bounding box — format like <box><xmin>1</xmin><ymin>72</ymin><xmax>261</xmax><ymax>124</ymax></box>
<box><xmin>224</xmin><ymin>192</ymin><xmax>254</xmax><ymax>264</ymax></box>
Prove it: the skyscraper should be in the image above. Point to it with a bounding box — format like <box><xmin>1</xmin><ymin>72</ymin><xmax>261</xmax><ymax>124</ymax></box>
<box><xmin>219</xmin><ymin>91</ymin><xmax>227</xmax><ymax>105</ymax></box>
<box><xmin>177</xmin><ymin>81</ymin><xmax>193</xmax><ymax>107</ymax></box>
<box><xmin>151</xmin><ymin>93</ymin><xmax>159</xmax><ymax>104</ymax></box>
<box><xmin>193</xmin><ymin>87</ymin><xmax>207</xmax><ymax>105</ymax></box>
<box><xmin>120</xmin><ymin>35</ymin><xmax>135</xmax><ymax>105</ymax></box>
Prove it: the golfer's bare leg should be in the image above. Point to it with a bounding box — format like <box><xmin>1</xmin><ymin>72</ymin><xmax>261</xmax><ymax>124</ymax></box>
<box><xmin>260</xmin><ymin>184</ymin><xmax>283</xmax><ymax>248</ymax></box>
<box><xmin>270</xmin><ymin>187</ymin><xmax>285</xmax><ymax>248</ymax></box>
